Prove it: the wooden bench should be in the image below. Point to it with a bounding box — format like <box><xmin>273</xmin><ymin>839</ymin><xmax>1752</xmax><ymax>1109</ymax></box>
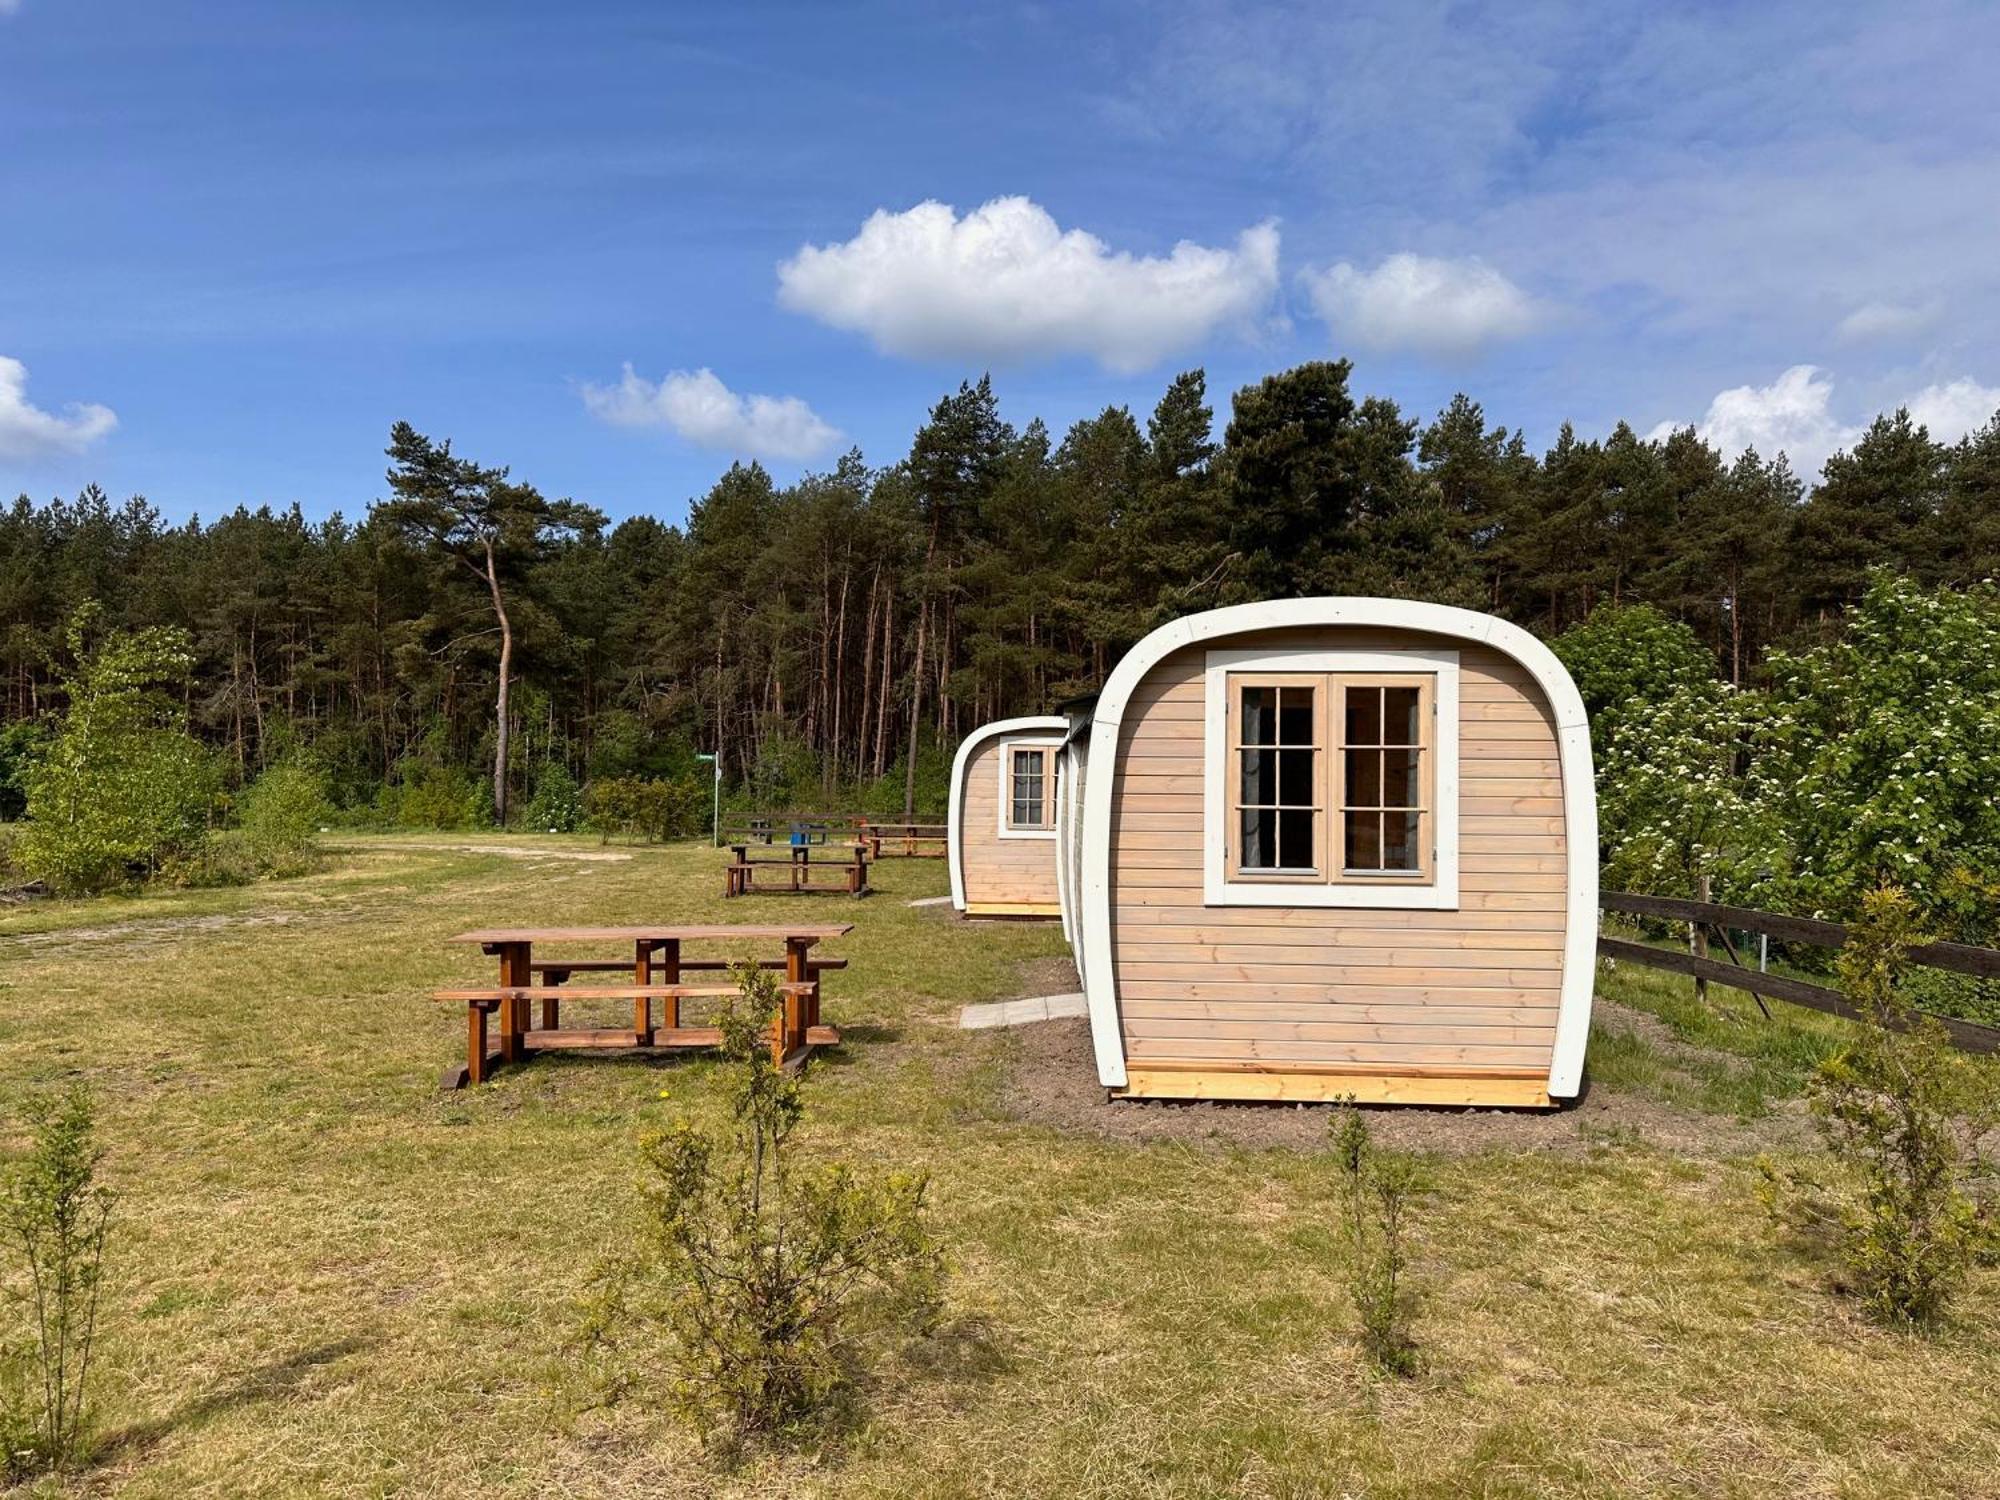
<box><xmin>434</xmin><ymin>983</ymin><xmax>830</xmax><ymax>1082</ymax></box>
<box><xmin>724</xmin><ymin>842</ymin><xmax>871</xmax><ymax>897</ymax></box>
<box><xmin>854</xmin><ymin>821</ymin><xmax>948</xmax><ymax>859</ymax></box>
<box><xmin>433</xmin><ymin>925</ymin><xmax>851</xmax><ymax>1088</ymax></box>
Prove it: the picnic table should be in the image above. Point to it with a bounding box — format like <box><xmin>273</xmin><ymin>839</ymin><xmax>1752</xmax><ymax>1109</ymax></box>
<box><xmin>854</xmin><ymin>820</ymin><xmax>948</xmax><ymax>859</ymax></box>
<box><xmin>431</xmin><ymin>924</ymin><xmax>851</xmax><ymax>1088</ymax></box>
<box><xmin>724</xmin><ymin>842</ymin><xmax>871</xmax><ymax>897</ymax></box>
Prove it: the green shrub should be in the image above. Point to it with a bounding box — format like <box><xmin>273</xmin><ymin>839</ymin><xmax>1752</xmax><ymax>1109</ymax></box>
<box><xmin>1552</xmin><ymin>603</ymin><xmax>1717</xmax><ymax>761</ymax></box>
<box><xmin>586</xmin><ymin>968</ymin><xmax>943</xmax><ymax>1447</ymax></box>
<box><xmin>2</xmin><ymin>1087</ymin><xmax>115</xmax><ymax>1475</ymax></box>
<box><xmin>585</xmin><ymin>775</ymin><xmax>707</xmax><ymax>843</ymax></box>
<box><xmin>857</xmin><ymin>744</ymin><xmax>952</xmax><ymax>821</ymax></box>
<box><xmin>14</xmin><ymin>605</ymin><xmax>218</xmax><ymax>894</ymax></box>
<box><xmin>1597</xmin><ymin>680</ymin><xmax>1767</xmax><ymax>900</ymax></box>
<box><xmin>237</xmin><ymin>760</ymin><xmax>332</xmax><ymax>867</ymax></box>
<box><xmin>1752</xmin><ymin>575</ymin><xmax>2000</xmax><ymax>947</ymax></box>
<box><xmin>1332</xmin><ymin>1106</ymin><xmax>1421</xmax><ymax>1376</ymax></box>
<box><xmin>1767</xmin><ymin>889</ymin><xmax>2000</xmax><ymax>1326</ymax></box>
<box><xmin>383</xmin><ymin>762</ymin><xmax>483</xmax><ymax>830</ymax></box>
<box><xmin>522</xmin><ymin>762</ymin><xmax>584</xmax><ymax>833</ymax></box>
<box><xmin>744</xmin><ymin>729</ymin><xmax>822</xmax><ymax>812</ymax></box>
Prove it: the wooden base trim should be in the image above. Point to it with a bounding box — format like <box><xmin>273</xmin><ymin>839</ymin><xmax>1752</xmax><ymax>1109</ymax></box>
<box><xmin>1114</xmin><ymin>1065</ymin><xmax>1554</xmax><ymax>1108</ymax></box>
<box><xmin>964</xmin><ymin>902</ymin><xmax>1062</xmax><ymax>919</ymax></box>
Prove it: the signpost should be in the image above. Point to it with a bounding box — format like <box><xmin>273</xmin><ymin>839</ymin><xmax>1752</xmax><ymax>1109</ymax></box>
<box><xmin>696</xmin><ymin>752</ymin><xmax>720</xmax><ymax>846</ymax></box>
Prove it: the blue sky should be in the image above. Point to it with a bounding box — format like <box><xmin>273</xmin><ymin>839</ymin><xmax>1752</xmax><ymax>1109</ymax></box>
<box><xmin>3</xmin><ymin>0</ymin><xmax>1998</xmax><ymax>524</ymax></box>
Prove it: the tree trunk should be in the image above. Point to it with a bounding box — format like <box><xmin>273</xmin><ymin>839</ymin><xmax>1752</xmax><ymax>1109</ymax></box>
<box><xmin>483</xmin><ymin>540</ymin><xmax>513</xmax><ymax>826</ymax></box>
<box><xmin>903</xmin><ymin>594</ymin><xmax>930</xmax><ymax>817</ymax></box>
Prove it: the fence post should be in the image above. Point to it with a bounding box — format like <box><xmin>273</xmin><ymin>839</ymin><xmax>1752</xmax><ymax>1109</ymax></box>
<box><xmin>1693</xmin><ymin>872</ymin><xmax>1711</xmax><ymax>1006</ymax></box>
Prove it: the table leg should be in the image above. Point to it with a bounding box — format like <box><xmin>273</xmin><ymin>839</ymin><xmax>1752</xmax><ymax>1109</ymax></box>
<box><xmin>498</xmin><ymin>942</ymin><xmax>529</xmax><ymax>1065</ymax></box>
<box><xmin>633</xmin><ymin>939</ymin><xmax>655</xmax><ymax>1045</ymax></box>
<box><xmin>541</xmin><ymin>969</ymin><xmax>565</xmax><ymax>1031</ymax></box>
<box><xmin>660</xmin><ymin>938</ymin><xmax>681</xmax><ymax>1033</ymax></box>
<box><xmin>781</xmin><ymin>937</ymin><xmax>811</xmax><ymax>1063</ymax></box>
<box><xmin>467</xmin><ymin>1002</ymin><xmax>489</xmax><ymax>1085</ymax></box>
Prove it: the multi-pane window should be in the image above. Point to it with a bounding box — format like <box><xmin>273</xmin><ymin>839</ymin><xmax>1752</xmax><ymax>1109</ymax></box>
<box><xmin>1007</xmin><ymin>746</ymin><xmax>1053</xmax><ymax>831</ymax></box>
<box><xmin>1231</xmin><ymin>678</ymin><xmax>1321</xmax><ymax>873</ymax></box>
<box><xmin>1340</xmin><ymin>681</ymin><xmax>1428</xmax><ymax>875</ymax></box>
<box><xmin>1226</xmin><ymin>673</ymin><xmax>1432</xmax><ymax>885</ymax></box>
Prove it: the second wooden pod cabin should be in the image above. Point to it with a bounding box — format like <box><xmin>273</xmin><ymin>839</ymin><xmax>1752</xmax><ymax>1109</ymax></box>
<box><xmin>948</xmin><ymin>715</ymin><xmax>1067</xmax><ymax>919</ymax></box>
<box><xmin>1057</xmin><ymin>598</ymin><xmax>1597</xmax><ymax>1108</ymax></box>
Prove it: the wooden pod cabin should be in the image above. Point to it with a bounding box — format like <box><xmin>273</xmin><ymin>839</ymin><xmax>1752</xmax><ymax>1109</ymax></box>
<box><xmin>1064</xmin><ymin>599</ymin><xmax>1596</xmax><ymax>1108</ymax></box>
<box><xmin>948</xmin><ymin>715</ymin><xmax>1067</xmax><ymax>919</ymax></box>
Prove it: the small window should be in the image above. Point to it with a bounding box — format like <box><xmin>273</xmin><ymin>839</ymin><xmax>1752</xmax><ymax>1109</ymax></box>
<box><xmin>1007</xmin><ymin>746</ymin><xmax>1054</xmax><ymax>831</ymax></box>
<box><xmin>1339</xmin><ymin>679</ymin><xmax>1431</xmax><ymax>879</ymax></box>
<box><xmin>1228</xmin><ymin>676</ymin><xmax>1322</xmax><ymax>877</ymax></box>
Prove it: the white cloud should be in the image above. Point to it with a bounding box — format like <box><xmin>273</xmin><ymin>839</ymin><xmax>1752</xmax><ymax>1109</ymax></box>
<box><xmin>1905</xmin><ymin>377</ymin><xmax>2000</xmax><ymax>444</ymax></box>
<box><xmin>1649</xmin><ymin>365</ymin><xmax>2000</xmax><ymax>479</ymax></box>
<box><xmin>1648</xmin><ymin>365</ymin><xmax>1852</xmax><ymax>478</ymax></box>
<box><xmin>1835</xmin><ymin>300</ymin><xmax>1942</xmax><ymax>344</ymax></box>
<box><xmin>1301</xmin><ymin>253</ymin><xmax>1539</xmax><ymax>358</ymax></box>
<box><xmin>776</xmin><ymin>197</ymin><xmax>1280</xmax><ymax>373</ymax></box>
<box><xmin>581</xmin><ymin>365</ymin><xmax>839</xmax><ymax>463</ymax></box>
<box><xmin>0</xmin><ymin>356</ymin><xmax>117</xmax><ymax>461</ymax></box>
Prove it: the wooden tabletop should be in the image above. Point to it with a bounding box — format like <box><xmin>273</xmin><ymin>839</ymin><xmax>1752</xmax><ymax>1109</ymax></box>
<box><xmin>448</xmin><ymin>924</ymin><xmax>853</xmax><ymax>945</ymax></box>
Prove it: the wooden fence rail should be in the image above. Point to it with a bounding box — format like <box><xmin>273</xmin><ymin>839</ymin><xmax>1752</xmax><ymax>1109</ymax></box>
<box><xmin>1597</xmin><ymin>890</ymin><xmax>2000</xmax><ymax>1056</ymax></box>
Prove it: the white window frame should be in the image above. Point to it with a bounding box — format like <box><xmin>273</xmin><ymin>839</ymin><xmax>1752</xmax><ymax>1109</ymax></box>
<box><xmin>1202</xmin><ymin>647</ymin><xmax>1459</xmax><ymax>908</ymax></box>
<box><xmin>996</xmin><ymin>737</ymin><xmax>1062</xmax><ymax>840</ymax></box>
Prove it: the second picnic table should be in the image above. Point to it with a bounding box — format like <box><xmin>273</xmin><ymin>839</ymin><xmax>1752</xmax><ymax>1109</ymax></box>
<box><xmin>432</xmin><ymin>924</ymin><xmax>851</xmax><ymax>1088</ymax></box>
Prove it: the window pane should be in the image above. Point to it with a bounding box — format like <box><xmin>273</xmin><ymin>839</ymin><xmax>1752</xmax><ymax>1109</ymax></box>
<box><xmin>1278</xmin><ymin>748</ymin><xmax>1315</xmax><ymax>805</ymax></box>
<box><xmin>1011</xmin><ymin>750</ymin><xmax>1048</xmax><ymax>827</ymax></box>
<box><xmin>1383</xmin><ymin>687</ymin><xmax>1422</xmax><ymax>745</ymax></box>
<box><xmin>1382</xmin><ymin>748</ymin><xmax>1421</xmax><ymax>808</ymax></box>
<box><xmin>1278</xmin><ymin>809</ymin><xmax>1317</xmax><ymax>869</ymax></box>
<box><xmin>1346</xmin><ymin>686</ymin><xmax>1382</xmax><ymax>746</ymax></box>
<box><xmin>1344</xmin><ymin>810</ymin><xmax>1382</xmax><ymax>869</ymax></box>
<box><xmin>1383</xmin><ymin>811</ymin><xmax>1423</xmax><ymax>870</ymax></box>
<box><xmin>1239</xmin><ymin>748</ymin><xmax>1276</xmax><ymax>805</ymax></box>
<box><xmin>1345</xmin><ymin>748</ymin><xmax>1381</xmax><ymax>808</ymax></box>
<box><xmin>1240</xmin><ymin>685</ymin><xmax>1277</xmax><ymax>745</ymax></box>
<box><xmin>1241</xmin><ymin>807</ymin><xmax>1277</xmax><ymax>868</ymax></box>
<box><xmin>1278</xmin><ymin>687</ymin><xmax>1315</xmax><ymax>745</ymax></box>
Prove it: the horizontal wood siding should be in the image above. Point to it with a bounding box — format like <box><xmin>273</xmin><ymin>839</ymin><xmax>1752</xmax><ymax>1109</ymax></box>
<box><xmin>962</xmin><ymin>738</ymin><xmax>1061</xmax><ymax>908</ymax></box>
<box><xmin>1108</xmin><ymin>627</ymin><xmax>1567</xmax><ymax>1073</ymax></box>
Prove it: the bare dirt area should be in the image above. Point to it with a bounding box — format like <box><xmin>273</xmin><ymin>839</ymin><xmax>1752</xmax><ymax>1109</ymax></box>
<box><xmin>1010</xmin><ymin>953</ymin><xmax>1081</xmax><ymax>999</ymax></box>
<box><xmin>1001</xmin><ymin>1010</ymin><xmax>1813</xmax><ymax>1159</ymax></box>
<box><xmin>1</xmin><ymin>909</ymin><xmax>313</xmax><ymax>952</ymax></box>
<box><xmin>334</xmin><ymin>840</ymin><xmax>634</xmax><ymax>862</ymax></box>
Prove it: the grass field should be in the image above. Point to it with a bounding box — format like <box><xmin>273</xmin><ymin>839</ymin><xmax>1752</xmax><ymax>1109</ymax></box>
<box><xmin>2</xmin><ymin>834</ymin><xmax>1997</xmax><ymax>1498</ymax></box>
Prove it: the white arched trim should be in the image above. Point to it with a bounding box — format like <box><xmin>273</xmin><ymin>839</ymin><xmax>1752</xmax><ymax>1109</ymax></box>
<box><xmin>1079</xmin><ymin>598</ymin><xmax>1597</xmax><ymax>1097</ymax></box>
<box><xmin>948</xmin><ymin>716</ymin><xmax>1068</xmax><ymax>912</ymax></box>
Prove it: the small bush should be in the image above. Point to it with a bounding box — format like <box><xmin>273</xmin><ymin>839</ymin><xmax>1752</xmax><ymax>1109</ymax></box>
<box><xmin>15</xmin><ymin>606</ymin><xmax>218</xmax><ymax>894</ymax></box>
<box><xmin>1767</xmin><ymin>888</ymin><xmax>2000</xmax><ymax>1326</ymax></box>
<box><xmin>1332</xmin><ymin>1106</ymin><xmax>1421</xmax><ymax>1376</ymax></box>
<box><xmin>2</xmin><ymin>1087</ymin><xmax>115</xmax><ymax>1476</ymax></box>
<box><xmin>383</xmin><ymin>762</ymin><xmax>483</xmax><ymax>830</ymax></box>
<box><xmin>585</xmin><ymin>775</ymin><xmax>707</xmax><ymax>843</ymax></box>
<box><xmin>236</xmin><ymin>760</ymin><xmax>332</xmax><ymax>869</ymax></box>
<box><xmin>522</xmin><ymin>762</ymin><xmax>584</xmax><ymax>833</ymax></box>
<box><xmin>586</xmin><ymin>968</ymin><xmax>943</xmax><ymax>1448</ymax></box>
